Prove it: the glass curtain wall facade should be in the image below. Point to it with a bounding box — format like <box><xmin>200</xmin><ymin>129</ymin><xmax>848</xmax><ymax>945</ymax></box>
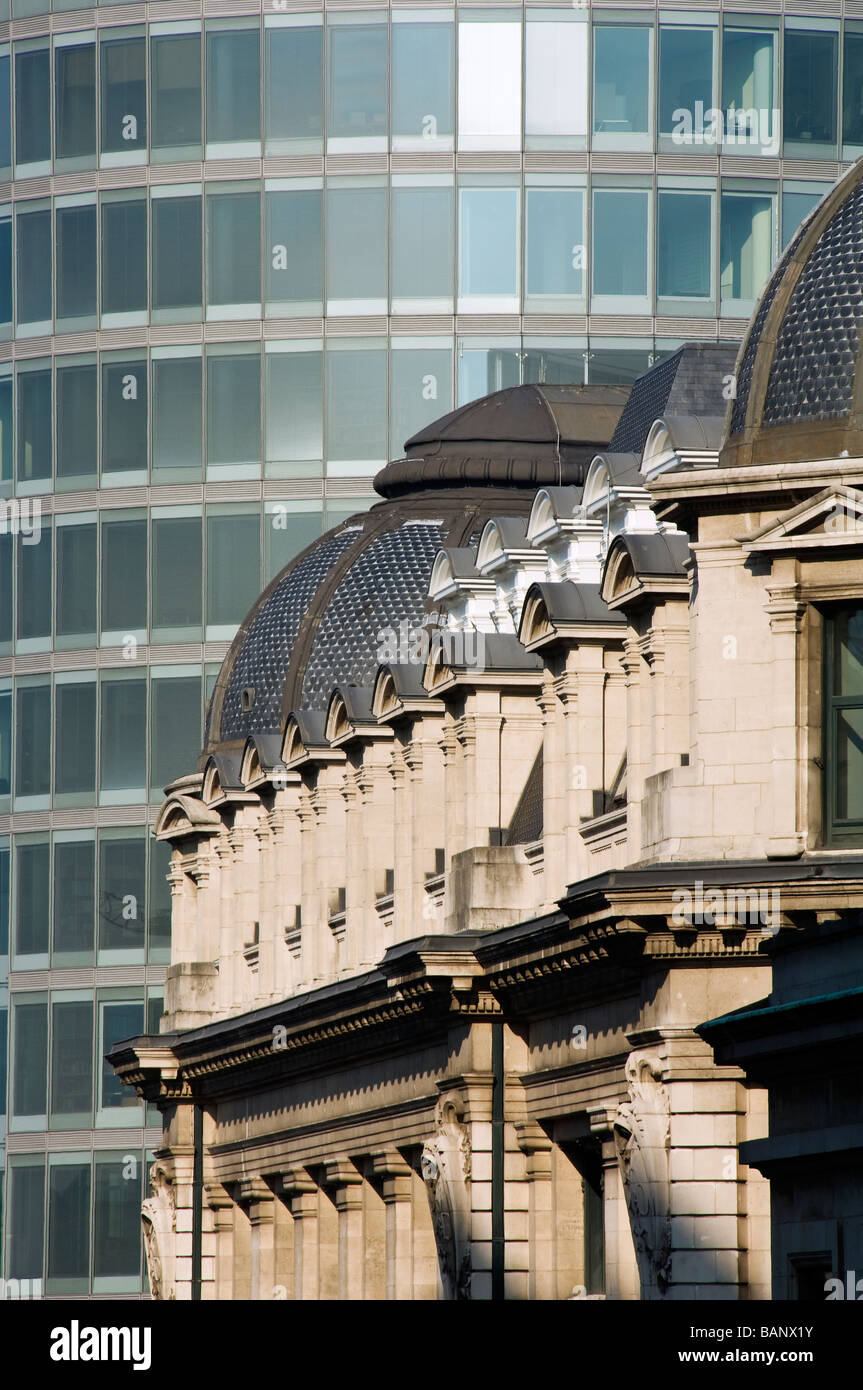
<box><xmin>0</xmin><ymin>0</ymin><xmax>851</xmax><ymax>1295</ymax></box>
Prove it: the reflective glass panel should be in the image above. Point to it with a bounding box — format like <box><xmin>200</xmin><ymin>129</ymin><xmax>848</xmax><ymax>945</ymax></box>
<box><xmin>326</xmin><ymin>187</ymin><xmax>386</xmax><ymax>300</ymax></box>
<box><xmin>206</xmin><ymin>30</ymin><xmax>260</xmax><ymax>143</ymax></box>
<box><xmin>15</xmin><ymin>688</ymin><xmax>50</xmax><ymax>798</ymax></box>
<box><xmin>657</xmin><ymin>191</ymin><xmax>711</xmax><ymax>298</ymax></box>
<box><xmin>48</xmin><ymin>1162</ymin><xmax>90</xmax><ymax>1281</ymax></box>
<box><xmin>525</xmin><ymin>21</ymin><xmax>587</xmax><ymax>140</ymax></box>
<box><xmin>55</xmin><ymin>44</ymin><xmax>96</xmax><ymax>159</ymax></box>
<box><xmin>391</xmin><ymin>186</ymin><xmax>453</xmax><ymax>300</ymax></box>
<box><xmin>459</xmin><ymin>189</ymin><xmax>518</xmax><ymax>297</ymax></box>
<box><xmin>525</xmin><ymin>189</ymin><xmax>584</xmax><ymax>297</ymax></box>
<box><xmin>101</xmin><ymin>516</ymin><xmax>146</xmax><ymax>633</ymax></box>
<box><xmin>720</xmin><ymin>193</ymin><xmax>772</xmax><ymax>300</ymax></box>
<box><xmin>102</xmin><ymin>200</ymin><xmax>147</xmax><ymax>314</ymax></box>
<box><xmin>102</xmin><ymin>360</ymin><xmax>147</xmax><ymax>473</ymax></box>
<box><xmin>17</xmin><ymin>524</ymin><xmax>52</xmax><ymax>638</ymax></box>
<box><xmin>266</xmin><ymin>26</ymin><xmax>322</xmax><ymax>141</ymax></box>
<box><xmin>593</xmin><ymin>27</ymin><xmax>650</xmax><ymax>134</ymax></box>
<box><xmin>326</xmin><ymin>349</ymin><xmax>387</xmax><ymax>461</ymax></box>
<box><xmin>15</xmin><ymin>49</ymin><xmax>50</xmax><ymax>164</ymax></box>
<box><xmin>13</xmin><ymin>1000</ymin><xmax>47</xmax><ymax>1108</ymax></box>
<box><xmin>592</xmin><ymin>190</ymin><xmax>648</xmax><ymax>296</ymax></box>
<box><xmin>207</xmin><ymin>191</ymin><xmax>261</xmax><ymax>306</ymax></box>
<box><xmin>14</xmin><ymin>842</ymin><xmax>49</xmax><ymax>950</ymax></box>
<box><xmin>265</xmin><ymin>190</ymin><xmax>322</xmax><ymax>306</ymax></box>
<box><xmin>100</xmin><ymin>1000</ymin><xmax>144</xmax><ymax>1103</ymax></box>
<box><xmin>150</xmin><ymin>675</ymin><xmax>202</xmax><ymax>792</ymax></box>
<box><xmin>328</xmin><ymin>25</ymin><xmax>387</xmax><ymax>139</ymax></box>
<box><xmin>7</xmin><ymin>1164</ymin><xmax>44</xmax><ymax>1278</ymax></box>
<box><xmin>100</xmin><ymin>36</ymin><xmax>146</xmax><ymax>153</ymax></box>
<box><xmin>53</xmin><ymin>840</ymin><xmax>95</xmax><ymax>953</ymax></box>
<box><xmin>51</xmin><ymin>1000</ymin><xmax>93</xmax><ymax>1115</ymax></box>
<box><xmin>207</xmin><ymin>354</ymin><xmax>260</xmax><ymax>465</ymax></box>
<box><xmin>56</xmin><ymin>523</ymin><xmax>97</xmax><ymax>636</ymax></box>
<box><xmin>99</xmin><ymin>680</ymin><xmax>146</xmax><ymax>793</ymax></box>
<box><xmin>152</xmin><ymin>358</ymin><xmax>202</xmax><ymax>470</ymax></box>
<box><xmin>56</xmin><ymin>204</ymin><xmax>97</xmax><ymax>320</ymax></box>
<box><xmin>17</xmin><ymin>208</ymin><xmax>52</xmax><ymax>325</ymax></box>
<box><xmin>152</xmin><ymin>196</ymin><xmax>202</xmax><ymax>310</ymax></box>
<box><xmin>266</xmin><ymin>351</ymin><xmax>323</xmax><ymax>463</ymax></box>
<box><xmin>56</xmin><ymin>365</ymin><xmax>97</xmax><ymax>477</ymax></box>
<box><xmin>0</xmin><ymin>55</ymin><xmax>10</xmax><ymax>167</ymax></box>
<box><xmin>151</xmin><ymin>516</ymin><xmax>202</xmax><ymax>629</ymax></box>
<box><xmin>151</xmin><ymin>33</ymin><xmax>201</xmax><ymax>149</ymax></box>
<box><xmin>94</xmin><ymin>1156</ymin><xmax>142</xmax><ymax>1277</ymax></box>
<box><xmin>206</xmin><ymin>514</ymin><xmax>260</xmax><ymax>626</ymax></box>
<box><xmin>658</xmin><ymin>27</ymin><xmax>713</xmax><ymax>134</ymax></box>
<box><xmin>392</xmin><ymin>22</ymin><xmax>453</xmax><ymax>139</ymax></box>
<box><xmin>458</xmin><ymin>21</ymin><xmax>521</xmax><ymax>150</ymax></box>
<box><xmin>783</xmin><ymin>31</ymin><xmax>837</xmax><ymax>144</ymax></box>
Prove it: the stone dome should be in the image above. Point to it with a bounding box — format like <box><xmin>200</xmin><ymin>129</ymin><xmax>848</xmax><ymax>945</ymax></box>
<box><xmin>724</xmin><ymin>160</ymin><xmax>863</xmax><ymax>468</ymax></box>
<box><xmin>204</xmin><ymin>383</ymin><xmax>628</xmax><ymax>756</ymax></box>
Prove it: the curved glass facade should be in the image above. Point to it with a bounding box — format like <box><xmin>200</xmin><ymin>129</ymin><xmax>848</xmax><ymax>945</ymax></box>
<box><xmin>0</xmin><ymin>0</ymin><xmax>852</xmax><ymax>1294</ymax></box>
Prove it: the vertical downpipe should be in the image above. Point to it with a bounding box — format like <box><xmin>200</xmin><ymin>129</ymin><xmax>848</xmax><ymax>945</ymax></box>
<box><xmin>192</xmin><ymin>1103</ymin><xmax>203</xmax><ymax>1301</ymax></box>
<box><xmin>491</xmin><ymin>1021</ymin><xmax>505</xmax><ymax>1300</ymax></box>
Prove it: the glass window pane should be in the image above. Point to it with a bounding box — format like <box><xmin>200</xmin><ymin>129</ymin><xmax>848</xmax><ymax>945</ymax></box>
<box><xmin>525</xmin><ymin>21</ymin><xmax>587</xmax><ymax>141</ymax></box>
<box><xmin>326</xmin><ymin>187</ymin><xmax>386</xmax><ymax>301</ymax></box>
<box><xmin>15</xmin><ymin>687</ymin><xmax>50</xmax><ymax>799</ymax></box>
<box><xmin>593</xmin><ymin>26</ymin><xmax>650</xmax><ymax>135</ymax></box>
<box><xmin>56</xmin><ymin>204</ymin><xmax>97</xmax><ymax>321</ymax></box>
<box><xmin>722</xmin><ymin>29</ymin><xmax>774</xmax><ymax>126</ymax></box>
<box><xmin>14</xmin><ymin>841</ymin><xmax>49</xmax><ymax>952</ymax></box>
<box><xmin>148</xmin><ymin>838</ymin><xmax>172</xmax><ymax>957</ymax></box>
<box><xmin>720</xmin><ymin>193</ymin><xmax>772</xmax><ymax>301</ymax></box>
<box><xmin>391</xmin><ymin>186</ymin><xmax>453</xmax><ymax>301</ymax></box>
<box><xmin>100</xmin><ymin>36</ymin><xmax>146</xmax><ymax>153</ymax></box>
<box><xmin>0</xmin><ymin>375</ymin><xmax>11</xmax><ymax>481</ymax></box>
<box><xmin>781</xmin><ymin>190</ymin><xmax>821</xmax><ymax>249</ymax></box>
<box><xmin>266</xmin><ymin>351</ymin><xmax>323</xmax><ymax>464</ymax></box>
<box><xmin>207</xmin><ymin>354</ymin><xmax>260</xmax><ymax>466</ymax></box>
<box><xmin>14</xmin><ymin>1000</ymin><xmax>47</xmax><ymax>1110</ymax></box>
<box><xmin>207</xmin><ymin>514</ymin><xmax>260</xmax><ymax>627</ymax></box>
<box><xmin>0</xmin><ymin>688</ymin><xmax>10</xmax><ymax>790</ymax></box>
<box><xmin>56</xmin><ymin>366</ymin><xmax>96</xmax><ymax>478</ymax></box>
<box><xmin>845</xmin><ymin>34</ymin><xmax>863</xmax><ymax>146</ymax></box>
<box><xmin>392</xmin><ymin>22</ymin><xmax>453</xmax><ymax>139</ymax></box>
<box><xmin>17</xmin><ymin>209</ymin><xmax>52</xmax><ymax>325</ymax></box>
<box><xmin>783</xmin><ymin>31</ymin><xmax>837</xmax><ymax>144</ymax></box>
<box><xmin>102</xmin><ymin>360</ymin><xmax>147</xmax><ymax>473</ymax></box>
<box><xmin>151</xmin><ymin>33</ymin><xmax>201</xmax><ymax>149</ymax></box>
<box><xmin>266</xmin><ymin>27</ymin><xmax>322</xmax><ymax>142</ymax></box>
<box><xmin>55</xmin><ymin>44</ymin><xmax>96</xmax><ymax>159</ymax></box>
<box><xmin>18</xmin><ymin>370</ymin><xmax>52</xmax><ymax>482</ymax></box>
<box><xmin>152</xmin><ymin>516</ymin><xmax>202</xmax><ymax>630</ymax></box>
<box><xmin>264</xmin><ymin>506</ymin><xmax>322</xmax><ymax>580</ymax></box>
<box><xmin>94</xmin><ymin>1156</ymin><xmax>142</xmax><ymax>1277</ymax></box>
<box><xmin>326</xmin><ymin>349</ymin><xmax>387</xmax><ymax>461</ymax></box>
<box><xmin>56</xmin><ymin>524</ymin><xmax>97</xmax><ymax>637</ymax></box>
<box><xmin>832</xmin><ymin>608</ymin><xmax>863</xmax><ymax>695</ymax></box>
<box><xmin>0</xmin><ymin>217</ymin><xmax>10</xmax><ymax>323</ymax></box>
<box><xmin>152</xmin><ymin>196</ymin><xmax>202</xmax><ymax>310</ymax></box>
<box><xmin>101</xmin><ymin>516</ymin><xmax>146</xmax><ymax>632</ymax></box>
<box><xmin>17</xmin><ymin>523</ymin><xmax>52</xmax><ymax>639</ymax></box>
<box><xmin>53</xmin><ymin>840</ymin><xmax>95</xmax><ymax>953</ymax></box>
<box><xmin>657</xmin><ymin>192</ymin><xmax>711</xmax><ymax>298</ymax></box>
<box><xmin>99</xmin><ymin>839</ymin><xmax>145</xmax><ymax>953</ymax></box>
<box><xmin>99</xmin><ymin>680</ymin><xmax>146</xmax><ymax>792</ymax></box>
<box><xmin>659</xmin><ymin>27</ymin><xmax>713</xmax><ymax>135</ymax></box>
<box><xmin>150</xmin><ymin>675</ymin><xmax>202</xmax><ymax>792</ymax></box>
<box><xmin>836</xmin><ymin>706</ymin><xmax>863</xmax><ymax>821</ymax></box>
<box><xmin>459</xmin><ymin>189</ymin><xmax>518</xmax><ymax>297</ymax></box>
<box><xmin>48</xmin><ymin>1162</ymin><xmax>90</xmax><ymax>1281</ymax></box>
<box><xmin>8</xmin><ymin>1163</ymin><xmax>44</xmax><ymax>1278</ymax></box>
<box><xmin>0</xmin><ymin>54</ymin><xmax>10</xmax><ymax>167</ymax></box>
<box><xmin>102</xmin><ymin>199</ymin><xmax>147</xmax><ymax>314</ymax></box>
<box><xmin>390</xmin><ymin>348</ymin><xmax>453</xmax><ymax>455</ymax></box>
<box><xmin>206</xmin><ymin>30</ymin><xmax>260</xmax><ymax>143</ymax></box>
<box><xmin>329</xmin><ymin>25</ymin><xmax>387</xmax><ymax>139</ymax></box>
<box><xmin>458</xmin><ymin>21</ymin><xmax>521</xmax><ymax>150</ymax></box>
<box><xmin>525</xmin><ymin>189</ymin><xmax>584</xmax><ymax>297</ymax></box>
<box><xmin>592</xmin><ymin>190</ymin><xmax>648</xmax><ymax>296</ymax></box>
<box><xmin>207</xmin><ymin>191</ymin><xmax>260</xmax><ymax>306</ymax></box>
<box><xmin>153</xmin><ymin>358</ymin><xmax>202</xmax><ymax>470</ymax></box>
<box><xmin>55</xmin><ymin>682</ymin><xmax>97</xmax><ymax>794</ymax></box>
<box><xmin>100</xmin><ymin>1000</ymin><xmax>144</xmax><ymax>1105</ymax></box>
<box><xmin>265</xmin><ymin>190</ymin><xmax>322</xmax><ymax>307</ymax></box>
<box><xmin>15</xmin><ymin>49</ymin><xmax>50</xmax><ymax>164</ymax></box>
<box><xmin>51</xmin><ymin>1000</ymin><xmax>93</xmax><ymax>1115</ymax></box>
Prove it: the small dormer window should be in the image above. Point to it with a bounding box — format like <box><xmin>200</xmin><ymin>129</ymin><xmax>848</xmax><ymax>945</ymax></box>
<box><xmin>241</xmin><ymin>687</ymin><xmax>255</xmax><ymax>713</ymax></box>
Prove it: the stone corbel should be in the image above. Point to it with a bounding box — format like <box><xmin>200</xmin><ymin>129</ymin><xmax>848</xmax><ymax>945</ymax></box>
<box><xmin>322</xmin><ymin>1158</ymin><xmax>364</xmax><ymax>1212</ymax></box>
<box><xmin>237</xmin><ymin>1176</ymin><xmax>275</xmax><ymax>1225</ymax></box>
<box><xmin>613</xmin><ymin>1052</ymin><xmax>672</xmax><ymax>1299</ymax></box>
<box><xmin>515</xmin><ymin>1122</ymin><xmax>553</xmax><ymax>1181</ymax></box>
<box><xmin>421</xmin><ymin>1096</ymin><xmax>472</xmax><ymax>1301</ymax></box>
<box><xmin>142</xmin><ymin>1158</ymin><xmax>177</xmax><ymax>1301</ymax></box>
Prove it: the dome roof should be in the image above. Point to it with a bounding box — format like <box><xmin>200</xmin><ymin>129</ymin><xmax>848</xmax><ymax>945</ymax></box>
<box><xmin>374</xmin><ymin>382</ymin><xmax>628</xmax><ymax>498</ymax></box>
<box><xmin>204</xmin><ymin>384</ymin><xmax>628</xmax><ymax>756</ymax></box>
<box><xmin>724</xmin><ymin>161</ymin><xmax>863</xmax><ymax>467</ymax></box>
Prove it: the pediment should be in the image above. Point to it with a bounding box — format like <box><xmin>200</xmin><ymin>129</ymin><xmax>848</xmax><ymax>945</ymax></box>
<box><xmin>740</xmin><ymin>486</ymin><xmax>863</xmax><ymax>553</ymax></box>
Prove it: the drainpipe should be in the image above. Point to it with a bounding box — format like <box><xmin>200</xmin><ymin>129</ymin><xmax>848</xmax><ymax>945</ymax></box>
<box><xmin>491</xmin><ymin>1021</ymin><xmax>505</xmax><ymax>1300</ymax></box>
<box><xmin>192</xmin><ymin>1103</ymin><xmax>203</xmax><ymax>1301</ymax></box>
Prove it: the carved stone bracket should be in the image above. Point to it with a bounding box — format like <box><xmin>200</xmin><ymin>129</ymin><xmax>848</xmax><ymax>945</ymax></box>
<box><xmin>613</xmin><ymin>1052</ymin><xmax>672</xmax><ymax>1299</ymax></box>
<box><xmin>142</xmin><ymin>1158</ymin><xmax>177</xmax><ymax>1301</ymax></box>
<box><xmin>421</xmin><ymin>1096</ymin><xmax>472</xmax><ymax>1300</ymax></box>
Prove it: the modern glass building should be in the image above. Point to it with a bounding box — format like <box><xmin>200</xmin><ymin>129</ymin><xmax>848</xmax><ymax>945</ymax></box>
<box><xmin>0</xmin><ymin>0</ymin><xmax>854</xmax><ymax>1296</ymax></box>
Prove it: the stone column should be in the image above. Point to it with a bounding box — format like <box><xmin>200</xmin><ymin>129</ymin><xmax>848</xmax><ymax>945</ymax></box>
<box><xmin>204</xmin><ymin>1183</ymin><xmax>234</xmax><ymax>1301</ymax></box>
<box><xmin>371</xmin><ymin>1150</ymin><xmax>414</xmax><ymax>1300</ymax></box>
<box><xmin>322</xmin><ymin>1159</ymin><xmax>365</xmax><ymax>1300</ymax></box>
<box><xmin>516</xmin><ymin>1123</ymin><xmax>554</xmax><ymax>1300</ymax></box>
<box><xmin>764</xmin><ymin>580</ymin><xmax>806</xmax><ymax>856</ymax></box>
<box><xmin>282</xmin><ymin>1168</ymin><xmax>319</xmax><ymax>1301</ymax></box>
<box><xmin>238</xmin><ymin>1177</ymin><xmax>276</xmax><ymax>1300</ymax></box>
<box><xmin>588</xmin><ymin>1107</ymin><xmax>640</xmax><ymax>1300</ymax></box>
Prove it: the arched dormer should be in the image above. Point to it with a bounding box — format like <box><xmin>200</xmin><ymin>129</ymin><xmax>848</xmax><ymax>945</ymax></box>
<box><xmin>372</xmin><ymin>663</ymin><xmax>443</xmax><ymax>723</ymax></box>
<box><xmin>324</xmin><ymin>686</ymin><xmax>390</xmax><ymax>747</ymax></box>
<box><xmin>155</xmin><ymin>793</ymin><xmax>223</xmax><ymax>843</ymax></box>
<box><xmin>239</xmin><ymin>735</ymin><xmax>298</xmax><ymax>792</ymax></box>
<box><xmin>281</xmin><ymin>709</ymin><xmax>343</xmax><ymax>770</ymax></box>
<box><xmin>642</xmin><ymin>416</ymin><xmax>724</xmax><ymax>480</ymax></box>
<box><xmin>600</xmin><ymin>532</ymin><xmax>691</xmax><ymax>611</ymax></box>
<box><xmin>526</xmin><ymin>486</ymin><xmax>583</xmax><ymax>547</ymax></box>
<box><xmin>201</xmin><ymin>754</ymin><xmax>256</xmax><ymax>808</ymax></box>
<box><xmin>518</xmin><ymin>581</ymin><xmax>625</xmax><ymax>651</ymax></box>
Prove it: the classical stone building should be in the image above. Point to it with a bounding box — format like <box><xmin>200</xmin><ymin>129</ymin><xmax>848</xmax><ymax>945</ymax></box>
<box><xmin>112</xmin><ymin>163</ymin><xmax>863</xmax><ymax>1302</ymax></box>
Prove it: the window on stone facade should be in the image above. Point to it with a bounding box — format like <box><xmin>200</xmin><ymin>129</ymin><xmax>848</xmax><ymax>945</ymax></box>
<box><xmin>823</xmin><ymin>606</ymin><xmax>863</xmax><ymax>845</ymax></box>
